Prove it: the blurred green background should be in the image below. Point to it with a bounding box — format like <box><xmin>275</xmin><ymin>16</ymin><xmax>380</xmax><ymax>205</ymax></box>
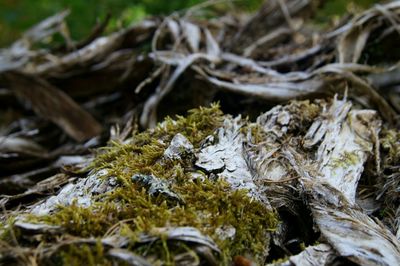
<box><xmin>0</xmin><ymin>0</ymin><xmax>380</xmax><ymax>47</ymax></box>
<box><xmin>0</xmin><ymin>0</ymin><xmax>264</xmax><ymax>46</ymax></box>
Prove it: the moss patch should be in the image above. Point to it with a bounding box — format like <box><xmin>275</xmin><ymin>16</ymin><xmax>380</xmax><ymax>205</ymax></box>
<box><xmin>380</xmin><ymin>128</ymin><xmax>400</xmax><ymax>165</ymax></box>
<box><xmin>19</xmin><ymin>104</ymin><xmax>278</xmax><ymax>265</ymax></box>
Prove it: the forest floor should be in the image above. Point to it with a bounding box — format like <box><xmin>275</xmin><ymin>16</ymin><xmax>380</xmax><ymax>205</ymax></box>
<box><xmin>0</xmin><ymin>0</ymin><xmax>400</xmax><ymax>265</ymax></box>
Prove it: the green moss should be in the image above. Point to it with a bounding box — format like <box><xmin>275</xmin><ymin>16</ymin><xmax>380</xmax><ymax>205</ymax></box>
<box><xmin>18</xmin><ymin>104</ymin><xmax>278</xmax><ymax>265</ymax></box>
<box><xmin>0</xmin><ymin>216</ymin><xmax>19</xmax><ymax>243</ymax></box>
<box><xmin>27</xmin><ymin>201</ymin><xmax>117</xmax><ymax>237</ymax></box>
<box><xmin>91</xmin><ymin>103</ymin><xmax>224</xmax><ymax>183</ymax></box>
<box><xmin>270</xmin><ymin>256</ymin><xmax>289</xmax><ymax>264</ymax></box>
<box><xmin>57</xmin><ymin>242</ymin><xmax>112</xmax><ymax>266</ymax></box>
<box><xmin>380</xmin><ymin>129</ymin><xmax>400</xmax><ymax>165</ymax></box>
<box><xmin>29</xmin><ymin>179</ymin><xmax>277</xmax><ymax>264</ymax></box>
<box><xmin>131</xmin><ymin>102</ymin><xmax>224</xmax><ymax>150</ymax></box>
<box><xmin>286</xmin><ymin>100</ymin><xmax>321</xmax><ymax>129</ymax></box>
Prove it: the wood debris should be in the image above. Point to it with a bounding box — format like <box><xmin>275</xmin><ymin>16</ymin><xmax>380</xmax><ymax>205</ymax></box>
<box><xmin>1</xmin><ymin>1</ymin><xmax>400</xmax><ymax>265</ymax></box>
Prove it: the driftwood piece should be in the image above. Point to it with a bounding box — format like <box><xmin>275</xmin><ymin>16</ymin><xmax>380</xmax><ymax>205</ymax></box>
<box><xmin>244</xmin><ymin>96</ymin><xmax>399</xmax><ymax>265</ymax></box>
<box><xmin>273</xmin><ymin>244</ymin><xmax>336</xmax><ymax>266</ymax></box>
<box><xmin>5</xmin><ymin>72</ymin><xmax>102</xmax><ymax>141</ymax></box>
<box><xmin>281</xmin><ymin>97</ymin><xmax>400</xmax><ymax>265</ymax></box>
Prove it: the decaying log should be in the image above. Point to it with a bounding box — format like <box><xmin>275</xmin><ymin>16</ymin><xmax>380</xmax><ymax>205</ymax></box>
<box><xmin>1</xmin><ymin>95</ymin><xmax>398</xmax><ymax>265</ymax></box>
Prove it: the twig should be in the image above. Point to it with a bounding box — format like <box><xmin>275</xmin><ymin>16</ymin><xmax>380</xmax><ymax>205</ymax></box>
<box><xmin>262</xmin><ymin>176</ymin><xmax>299</xmax><ymax>183</ymax></box>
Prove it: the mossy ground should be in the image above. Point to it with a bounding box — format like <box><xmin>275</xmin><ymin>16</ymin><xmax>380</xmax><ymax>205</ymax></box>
<box><xmin>2</xmin><ymin>103</ymin><xmax>278</xmax><ymax>265</ymax></box>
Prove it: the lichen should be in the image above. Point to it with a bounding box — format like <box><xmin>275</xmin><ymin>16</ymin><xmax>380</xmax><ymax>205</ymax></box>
<box><xmin>328</xmin><ymin>151</ymin><xmax>360</xmax><ymax>169</ymax></box>
<box><xmin>19</xmin><ymin>104</ymin><xmax>278</xmax><ymax>265</ymax></box>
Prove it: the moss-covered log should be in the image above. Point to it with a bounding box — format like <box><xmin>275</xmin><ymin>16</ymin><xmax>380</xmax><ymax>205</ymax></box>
<box><xmin>2</xmin><ymin>96</ymin><xmax>400</xmax><ymax>265</ymax></box>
